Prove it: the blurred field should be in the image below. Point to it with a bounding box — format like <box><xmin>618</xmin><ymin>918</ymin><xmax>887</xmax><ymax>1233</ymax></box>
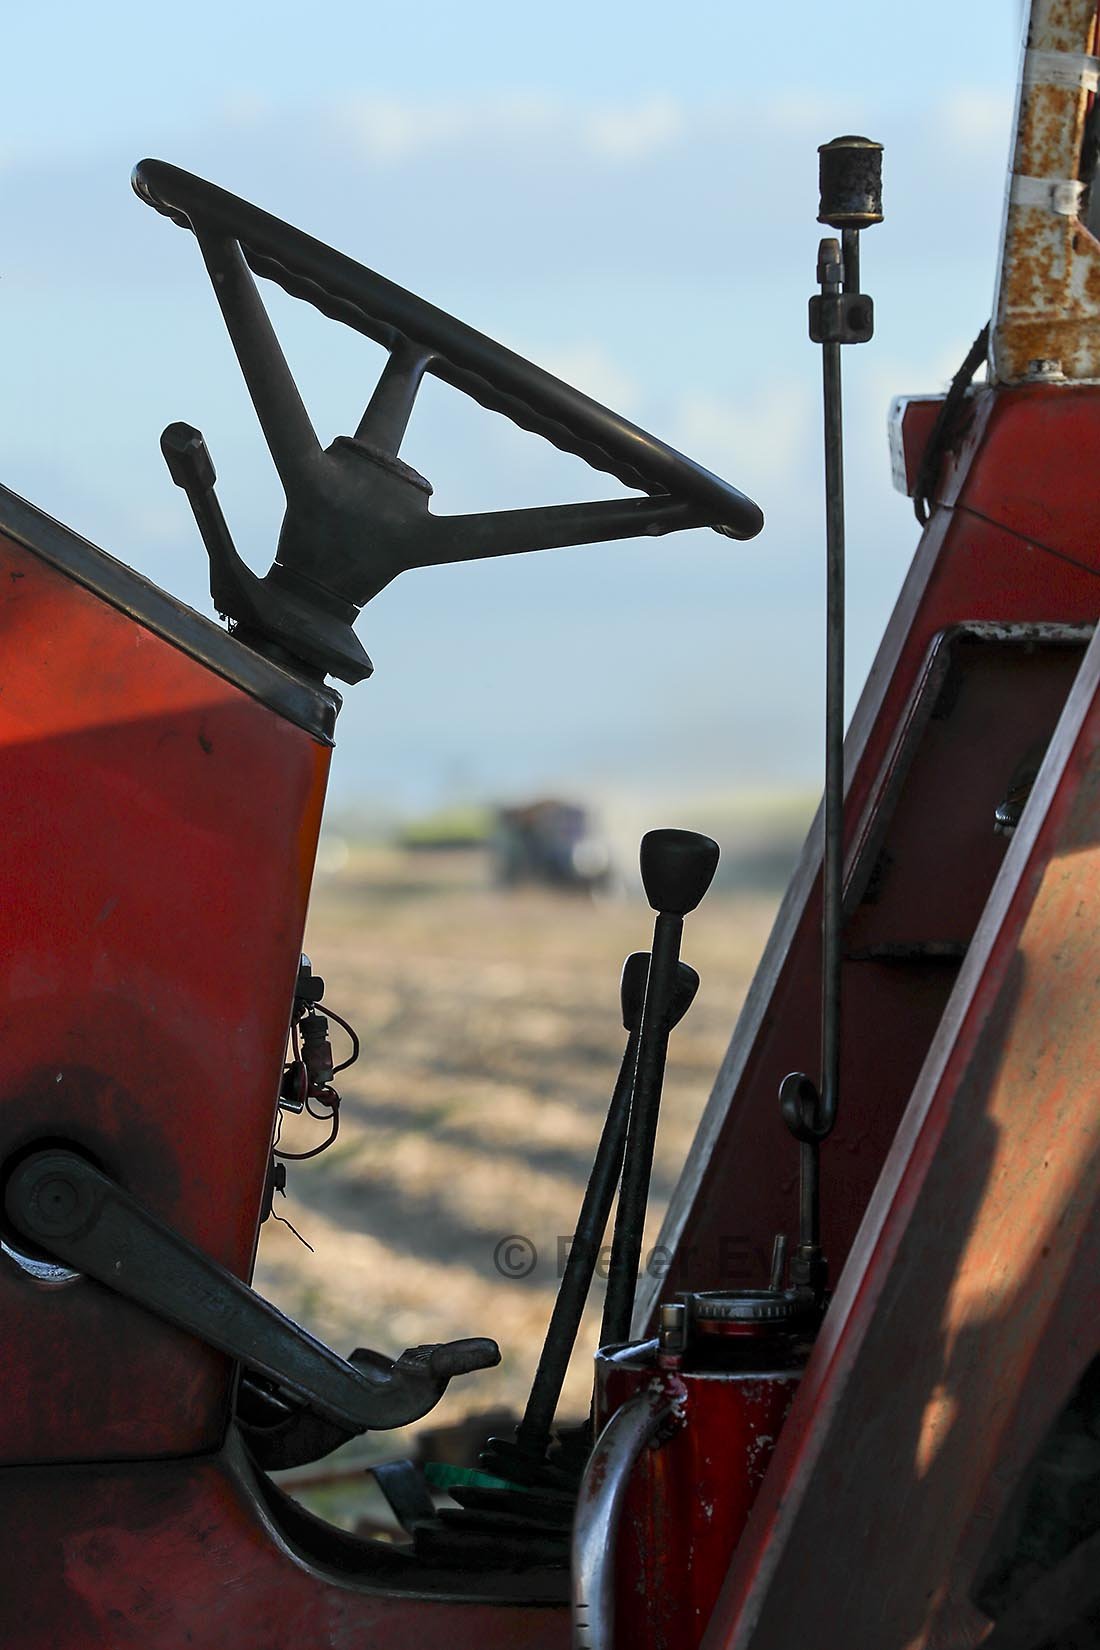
<box><xmin>253</xmin><ymin>839</ymin><xmax>785</xmax><ymax>1478</ymax></box>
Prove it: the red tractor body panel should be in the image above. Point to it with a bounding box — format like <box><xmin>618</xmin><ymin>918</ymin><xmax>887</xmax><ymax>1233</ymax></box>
<box><xmin>0</xmin><ymin>514</ymin><xmax>330</xmax><ymax>1462</ymax></box>
<box><xmin>643</xmin><ymin>387</ymin><xmax>1100</xmax><ymax>1326</ymax></box>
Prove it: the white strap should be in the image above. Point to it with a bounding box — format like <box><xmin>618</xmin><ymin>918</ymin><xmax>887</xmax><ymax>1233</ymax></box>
<box><xmin>1022</xmin><ymin>48</ymin><xmax>1100</xmax><ymax>92</ymax></box>
<box><xmin>1009</xmin><ymin>173</ymin><xmax>1086</xmax><ymax>216</ymax></box>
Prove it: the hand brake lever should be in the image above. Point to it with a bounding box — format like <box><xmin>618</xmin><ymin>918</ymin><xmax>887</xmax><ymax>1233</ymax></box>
<box><xmin>160</xmin><ymin>422</ymin><xmax>374</xmax><ymax>680</ymax></box>
<box><xmin>5</xmin><ymin>1148</ymin><xmax>499</xmax><ymax>1432</ymax></box>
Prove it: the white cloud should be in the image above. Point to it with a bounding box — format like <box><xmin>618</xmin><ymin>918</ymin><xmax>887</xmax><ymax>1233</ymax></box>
<box><xmin>338</xmin><ymin>94</ymin><xmax>561</xmax><ymax>161</ymax></box>
<box><xmin>341</xmin><ymin>99</ymin><xmax>471</xmax><ymax>161</ymax></box>
<box><xmin>758</xmin><ymin>90</ymin><xmax>861</xmax><ymax>138</ymax></box>
<box><xmin>668</xmin><ymin>381</ymin><xmax>815</xmax><ymax>491</ymax></box>
<box><xmin>585</xmin><ymin>96</ymin><xmax>683</xmax><ymax>161</ymax></box>
<box><xmin>330</xmin><ymin>85</ymin><xmax>1013</xmax><ymax>181</ymax></box>
<box><xmin>936</xmin><ymin>86</ymin><xmax>1014</xmax><ymax>154</ymax></box>
<box><xmin>339</xmin><ymin>92</ymin><xmax>686</xmax><ymax>166</ymax></box>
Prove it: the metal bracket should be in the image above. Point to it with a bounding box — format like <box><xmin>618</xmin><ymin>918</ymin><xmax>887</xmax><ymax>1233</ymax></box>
<box><xmin>808</xmin><ymin>290</ymin><xmax>875</xmax><ymax>346</ymax></box>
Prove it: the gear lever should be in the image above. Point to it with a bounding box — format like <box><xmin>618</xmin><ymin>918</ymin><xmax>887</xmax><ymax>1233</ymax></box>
<box><xmin>601</xmin><ymin>830</ymin><xmax>720</xmax><ymax>1347</ymax></box>
<box><xmin>507</xmin><ymin>953</ymin><xmax>699</xmax><ymax>1471</ymax></box>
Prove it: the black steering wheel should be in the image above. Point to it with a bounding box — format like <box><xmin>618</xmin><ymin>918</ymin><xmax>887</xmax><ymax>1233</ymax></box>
<box><xmin>134</xmin><ymin>159</ymin><xmax>764</xmax><ymax>684</ymax></box>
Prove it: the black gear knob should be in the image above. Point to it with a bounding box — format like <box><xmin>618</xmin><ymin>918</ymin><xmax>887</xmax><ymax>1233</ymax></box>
<box><xmin>621</xmin><ymin>952</ymin><xmax>700</xmax><ymax>1032</ymax></box>
<box><xmin>640</xmin><ymin>828</ymin><xmax>720</xmax><ymax>917</ymax></box>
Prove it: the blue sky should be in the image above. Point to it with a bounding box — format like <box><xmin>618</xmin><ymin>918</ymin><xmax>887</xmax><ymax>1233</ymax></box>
<box><xmin>2</xmin><ymin>2</ymin><xmax>1024</xmax><ymax>809</ymax></box>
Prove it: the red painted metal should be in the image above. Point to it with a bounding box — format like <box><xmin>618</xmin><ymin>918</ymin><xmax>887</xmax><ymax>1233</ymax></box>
<box><xmin>702</xmin><ymin>505</ymin><xmax>1100</xmax><ymax>1650</ymax></box>
<box><xmin>639</xmin><ymin>385</ymin><xmax>1100</xmax><ymax>1331</ymax></box>
<box><xmin>8</xmin><ymin>11</ymin><xmax>1100</xmax><ymax>1636</ymax></box>
<box><xmin>0</xmin><ymin>1445</ymin><xmax>569</xmax><ymax>1649</ymax></box>
<box><xmin>5</xmin><ymin>386</ymin><xmax>1098</xmax><ymax>1647</ymax></box>
<box><xmin>0</xmin><ymin>519</ymin><xmax>571</xmax><ymax>1646</ymax></box>
<box><xmin>0</xmin><ymin>532</ymin><xmax>330</xmax><ymax>1461</ymax></box>
<box><xmin>594</xmin><ymin>1319</ymin><xmax>805</xmax><ymax>1650</ymax></box>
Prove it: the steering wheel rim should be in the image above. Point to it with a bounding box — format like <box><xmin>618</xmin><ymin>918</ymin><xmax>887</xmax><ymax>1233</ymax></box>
<box><xmin>132</xmin><ymin>158</ymin><xmax>763</xmax><ymax>541</ymax></box>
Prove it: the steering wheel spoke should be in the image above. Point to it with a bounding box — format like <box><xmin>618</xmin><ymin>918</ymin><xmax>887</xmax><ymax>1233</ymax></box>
<box><xmin>424</xmin><ymin>496</ymin><xmax>709</xmax><ymax>568</ymax></box>
<box><xmin>194</xmin><ymin>228</ymin><xmax>321</xmax><ymax>496</ymax></box>
<box><xmin>355</xmin><ymin>339</ymin><xmax>434</xmax><ymax>456</ymax></box>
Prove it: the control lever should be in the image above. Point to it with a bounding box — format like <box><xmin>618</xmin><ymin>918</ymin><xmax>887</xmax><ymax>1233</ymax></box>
<box><xmin>160</xmin><ymin>423</ymin><xmax>345</xmax><ymax>676</ymax></box>
<box><xmin>5</xmin><ymin>1149</ymin><xmax>499</xmax><ymax>1432</ymax></box>
<box><xmin>600</xmin><ymin>830</ymin><xmax>719</xmax><ymax>1347</ymax></box>
<box><xmin>505</xmin><ymin>953</ymin><xmax>699</xmax><ymax>1471</ymax></box>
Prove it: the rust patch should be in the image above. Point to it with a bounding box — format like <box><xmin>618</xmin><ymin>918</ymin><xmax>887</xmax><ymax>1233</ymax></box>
<box><xmin>1041</xmin><ymin>0</ymin><xmax>1097</xmax><ymax>54</ymax></box>
<box><xmin>993</xmin><ymin>1</ymin><xmax>1100</xmax><ymax>380</ymax></box>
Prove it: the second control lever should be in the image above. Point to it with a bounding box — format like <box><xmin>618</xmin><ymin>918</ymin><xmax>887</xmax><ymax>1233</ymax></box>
<box><xmin>601</xmin><ymin>829</ymin><xmax>720</xmax><ymax>1346</ymax></box>
<box><xmin>506</xmin><ymin>952</ymin><xmax>700</xmax><ymax>1474</ymax></box>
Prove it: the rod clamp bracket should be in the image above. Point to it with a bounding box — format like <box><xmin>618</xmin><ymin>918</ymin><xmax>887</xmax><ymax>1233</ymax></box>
<box><xmin>809</xmin><ymin>290</ymin><xmax>875</xmax><ymax>345</ymax></box>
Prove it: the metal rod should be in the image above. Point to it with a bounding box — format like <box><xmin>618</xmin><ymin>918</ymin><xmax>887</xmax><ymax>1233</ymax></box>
<box><xmin>815</xmin><ymin>234</ymin><xmax>846</xmax><ymax>1248</ymax></box>
<box><xmin>600</xmin><ymin>912</ymin><xmax>683</xmax><ymax>1346</ymax></box>
<box><xmin>841</xmin><ymin>226</ymin><xmax>860</xmax><ymax>296</ymax></box>
<box><xmin>780</xmin><ymin>142</ymin><xmax>881</xmax><ymax>1298</ymax></box>
<box><xmin>515</xmin><ymin>1024</ymin><xmax>639</xmax><ymax>1457</ymax></box>
<box><xmin>821</xmin><ymin>237</ymin><xmax>845</xmax><ymax>1142</ymax></box>
<box><xmin>516</xmin><ymin>955</ymin><xmax>699</xmax><ymax>1461</ymax></box>
<box><xmin>573</xmin><ymin>1391</ymin><xmax>676</xmax><ymax>1650</ymax></box>
<box><xmin>799</xmin><ymin>1138</ymin><xmax>820</xmax><ymax>1250</ymax></box>
<box><xmin>769</xmin><ymin>1234</ymin><xmax>789</xmax><ymax>1292</ymax></box>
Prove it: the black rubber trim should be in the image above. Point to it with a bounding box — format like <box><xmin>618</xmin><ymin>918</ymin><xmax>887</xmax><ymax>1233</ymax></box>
<box><xmin>0</xmin><ymin>483</ymin><xmax>339</xmax><ymax>744</ymax></box>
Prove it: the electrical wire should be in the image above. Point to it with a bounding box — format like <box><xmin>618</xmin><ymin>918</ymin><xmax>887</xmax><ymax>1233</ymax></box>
<box><xmin>320</xmin><ymin>1003</ymin><xmax>360</xmax><ymax>1074</ymax></box>
<box><xmin>273</xmin><ymin>997</ymin><xmax>358</xmax><ymax>1162</ymax></box>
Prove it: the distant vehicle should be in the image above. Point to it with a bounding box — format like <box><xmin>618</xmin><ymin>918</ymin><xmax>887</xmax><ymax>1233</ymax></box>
<box><xmin>492</xmin><ymin>799</ymin><xmax>612</xmax><ymax>891</ymax></box>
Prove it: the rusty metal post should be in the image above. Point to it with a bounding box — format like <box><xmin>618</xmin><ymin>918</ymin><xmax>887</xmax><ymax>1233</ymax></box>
<box><xmin>993</xmin><ymin>0</ymin><xmax>1100</xmax><ymax>383</ymax></box>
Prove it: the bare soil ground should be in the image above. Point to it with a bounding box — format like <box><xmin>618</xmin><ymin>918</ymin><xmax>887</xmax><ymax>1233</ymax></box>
<box><xmin>254</xmin><ymin>845</ymin><xmax>778</xmax><ymax>1479</ymax></box>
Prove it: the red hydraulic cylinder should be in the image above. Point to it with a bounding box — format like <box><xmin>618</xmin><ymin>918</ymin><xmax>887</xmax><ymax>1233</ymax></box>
<box><xmin>576</xmin><ymin>1290</ymin><xmax>813</xmax><ymax>1650</ymax></box>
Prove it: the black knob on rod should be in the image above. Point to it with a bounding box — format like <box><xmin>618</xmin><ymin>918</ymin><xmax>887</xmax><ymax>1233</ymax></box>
<box><xmin>818</xmin><ymin>135</ymin><xmax>883</xmax><ymax>231</ymax></box>
<box><xmin>601</xmin><ymin>830</ymin><xmax>718</xmax><ymax>1348</ymax></box>
<box><xmin>640</xmin><ymin>827</ymin><xmax>721</xmax><ymax>917</ymax></box>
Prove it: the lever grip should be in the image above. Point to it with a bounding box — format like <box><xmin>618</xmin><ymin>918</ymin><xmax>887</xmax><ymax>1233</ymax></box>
<box><xmin>621</xmin><ymin>952</ymin><xmax>700</xmax><ymax>1034</ymax></box>
<box><xmin>161</xmin><ymin>421</ymin><xmax>216</xmax><ymax>492</ymax></box>
<box><xmin>429</xmin><ymin>1337</ymin><xmax>501</xmax><ymax>1380</ymax></box>
<box><xmin>640</xmin><ymin>828</ymin><xmax>721</xmax><ymax>916</ymax></box>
